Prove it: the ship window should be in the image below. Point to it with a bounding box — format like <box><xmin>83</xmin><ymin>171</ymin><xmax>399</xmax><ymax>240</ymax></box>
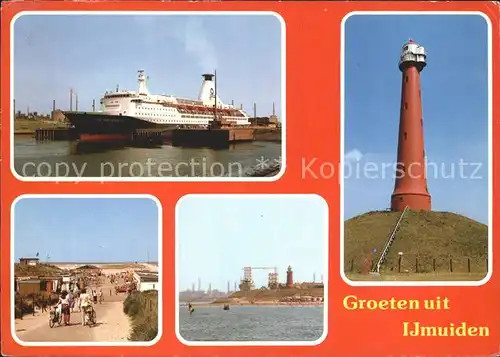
<box><xmin>404</xmin><ymin>102</ymin><xmax>408</xmax><ymax>110</ymax></box>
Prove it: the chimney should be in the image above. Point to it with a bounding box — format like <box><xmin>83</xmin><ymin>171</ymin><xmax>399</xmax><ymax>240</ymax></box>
<box><xmin>231</xmin><ymin>99</ymin><xmax>234</xmax><ymax>106</ymax></box>
<box><xmin>92</xmin><ymin>99</ymin><xmax>96</xmax><ymax>112</ymax></box>
<box><xmin>52</xmin><ymin>100</ymin><xmax>56</xmax><ymax>120</ymax></box>
<box><xmin>253</xmin><ymin>102</ymin><xmax>257</xmax><ymax>118</ymax></box>
<box><xmin>272</xmin><ymin>102</ymin><xmax>276</xmax><ymax>116</ymax></box>
<box><xmin>75</xmin><ymin>93</ymin><xmax>79</xmax><ymax>112</ymax></box>
<box><xmin>13</xmin><ymin>99</ymin><xmax>16</xmax><ymax>118</ymax></box>
<box><xmin>69</xmin><ymin>88</ymin><xmax>73</xmax><ymax>111</ymax></box>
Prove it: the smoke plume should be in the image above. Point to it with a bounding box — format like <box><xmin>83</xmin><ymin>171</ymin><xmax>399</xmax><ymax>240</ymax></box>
<box><xmin>174</xmin><ymin>17</ymin><xmax>218</xmax><ymax>73</ymax></box>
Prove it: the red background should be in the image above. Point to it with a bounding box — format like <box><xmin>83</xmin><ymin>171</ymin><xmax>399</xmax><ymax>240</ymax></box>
<box><xmin>1</xmin><ymin>1</ymin><xmax>498</xmax><ymax>356</ymax></box>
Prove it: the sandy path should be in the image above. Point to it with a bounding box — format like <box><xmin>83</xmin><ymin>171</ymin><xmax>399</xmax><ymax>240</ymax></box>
<box><xmin>16</xmin><ymin>276</ymin><xmax>132</xmax><ymax>343</ymax></box>
<box><xmin>16</xmin><ymin>299</ymin><xmax>131</xmax><ymax>343</ymax></box>
<box><xmin>92</xmin><ymin>301</ymin><xmax>130</xmax><ymax>342</ymax></box>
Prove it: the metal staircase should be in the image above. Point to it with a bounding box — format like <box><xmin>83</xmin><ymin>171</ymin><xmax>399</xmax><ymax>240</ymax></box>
<box><xmin>373</xmin><ymin>205</ymin><xmax>409</xmax><ymax>273</ymax></box>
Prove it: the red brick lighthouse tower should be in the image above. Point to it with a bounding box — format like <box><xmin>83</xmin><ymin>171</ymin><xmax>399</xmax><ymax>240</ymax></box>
<box><xmin>391</xmin><ymin>39</ymin><xmax>432</xmax><ymax>212</ymax></box>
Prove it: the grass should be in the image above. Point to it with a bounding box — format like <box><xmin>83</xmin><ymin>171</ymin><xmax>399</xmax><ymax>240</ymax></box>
<box><xmin>230</xmin><ymin>287</ymin><xmax>324</xmax><ymax>302</ymax></box>
<box><xmin>344</xmin><ymin>210</ymin><xmax>488</xmax><ymax>280</ymax></box>
<box><xmin>123</xmin><ymin>290</ymin><xmax>158</xmax><ymax>341</ymax></box>
<box><xmin>346</xmin><ymin>272</ymin><xmax>487</xmax><ymax>282</ymax></box>
<box><xmin>15</xmin><ymin>291</ymin><xmax>59</xmax><ymax>318</ymax></box>
<box><xmin>103</xmin><ymin>263</ymin><xmax>145</xmax><ymax>270</ymax></box>
<box><xmin>14</xmin><ymin>118</ymin><xmax>67</xmax><ymax>133</ymax></box>
<box><xmin>14</xmin><ymin>263</ymin><xmax>63</xmax><ymax>277</ymax></box>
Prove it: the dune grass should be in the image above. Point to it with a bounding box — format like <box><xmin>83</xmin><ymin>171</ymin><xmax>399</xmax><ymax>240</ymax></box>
<box><xmin>344</xmin><ymin>210</ymin><xmax>488</xmax><ymax>280</ymax></box>
<box><xmin>123</xmin><ymin>290</ymin><xmax>158</xmax><ymax>341</ymax></box>
<box><xmin>14</xmin><ymin>263</ymin><xmax>63</xmax><ymax>277</ymax></box>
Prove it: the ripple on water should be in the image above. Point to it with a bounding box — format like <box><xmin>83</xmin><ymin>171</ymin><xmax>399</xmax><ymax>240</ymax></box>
<box><xmin>178</xmin><ymin>306</ymin><xmax>324</xmax><ymax>342</ymax></box>
<box><xmin>14</xmin><ymin>137</ymin><xmax>281</xmax><ymax>178</ymax></box>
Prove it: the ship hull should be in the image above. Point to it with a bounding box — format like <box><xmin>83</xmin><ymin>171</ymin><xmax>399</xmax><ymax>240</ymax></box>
<box><xmin>63</xmin><ymin>111</ymin><xmax>175</xmax><ymax>135</ymax></box>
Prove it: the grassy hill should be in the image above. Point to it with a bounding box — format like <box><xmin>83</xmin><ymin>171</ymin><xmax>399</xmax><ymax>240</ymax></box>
<box><xmin>14</xmin><ymin>263</ymin><xmax>63</xmax><ymax>277</ymax></box>
<box><xmin>344</xmin><ymin>210</ymin><xmax>488</xmax><ymax>278</ymax></box>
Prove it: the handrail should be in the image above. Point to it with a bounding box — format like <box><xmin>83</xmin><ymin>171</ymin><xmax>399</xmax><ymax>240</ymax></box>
<box><xmin>374</xmin><ymin>205</ymin><xmax>409</xmax><ymax>273</ymax></box>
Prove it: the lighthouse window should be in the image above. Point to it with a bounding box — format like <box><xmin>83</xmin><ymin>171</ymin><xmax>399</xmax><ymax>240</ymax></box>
<box><xmin>404</xmin><ymin>102</ymin><xmax>408</xmax><ymax>110</ymax></box>
<box><xmin>405</xmin><ymin>76</ymin><xmax>408</xmax><ymax>83</ymax></box>
<box><xmin>404</xmin><ymin>132</ymin><xmax>407</xmax><ymax>140</ymax></box>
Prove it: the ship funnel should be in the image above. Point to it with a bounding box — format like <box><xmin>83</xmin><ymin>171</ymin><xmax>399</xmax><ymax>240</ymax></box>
<box><xmin>202</xmin><ymin>73</ymin><xmax>214</xmax><ymax>81</ymax></box>
<box><xmin>199</xmin><ymin>73</ymin><xmax>223</xmax><ymax>106</ymax></box>
<box><xmin>137</xmin><ymin>70</ymin><xmax>150</xmax><ymax>95</ymax></box>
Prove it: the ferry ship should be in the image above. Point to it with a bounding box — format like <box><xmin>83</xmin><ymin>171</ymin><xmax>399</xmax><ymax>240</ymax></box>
<box><xmin>63</xmin><ymin>70</ymin><xmax>251</xmax><ymax>137</ymax></box>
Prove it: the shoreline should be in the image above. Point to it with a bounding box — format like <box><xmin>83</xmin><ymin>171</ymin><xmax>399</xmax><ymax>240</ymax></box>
<box><xmin>184</xmin><ymin>302</ymin><xmax>324</xmax><ymax>308</ymax></box>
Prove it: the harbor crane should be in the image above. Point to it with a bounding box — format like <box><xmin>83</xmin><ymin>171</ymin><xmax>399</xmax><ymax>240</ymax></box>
<box><xmin>241</xmin><ymin>266</ymin><xmax>279</xmax><ymax>290</ymax></box>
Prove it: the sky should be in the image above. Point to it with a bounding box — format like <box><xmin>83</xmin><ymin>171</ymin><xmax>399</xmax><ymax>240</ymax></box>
<box><xmin>13</xmin><ymin>14</ymin><xmax>282</xmax><ymax>117</ymax></box>
<box><xmin>177</xmin><ymin>195</ymin><xmax>328</xmax><ymax>292</ymax></box>
<box><xmin>344</xmin><ymin>15</ymin><xmax>489</xmax><ymax>224</ymax></box>
<box><xmin>14</xmin><ymin>197</ymin><xmax>159</xmax><ymax>262</ymax></box>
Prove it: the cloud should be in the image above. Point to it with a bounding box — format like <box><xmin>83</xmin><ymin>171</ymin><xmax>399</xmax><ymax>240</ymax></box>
<box><xmin>132</xmin><ymin>15</ymin><xmax>218</xmax><ymax>73</ymax></box>
<box><xmin>344</xmin><ymin>149</ymin><xmax>363</xmax><ymax>162</ymax></box>
<box><xmin>171</xmin><ymin>17</ymin><xmax>218</xmax><ymax>73</ymax></box>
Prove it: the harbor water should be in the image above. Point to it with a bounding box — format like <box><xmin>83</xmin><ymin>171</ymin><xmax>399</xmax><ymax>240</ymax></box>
<box><xmin>178</xmin><ymin>306</ymin><xmax>324</xmax><ymax>342</ymax></box>
<box><xmin>13</xmin><ymin>137</ymin><xmax>281</xmax><ymax>178</ymax></box>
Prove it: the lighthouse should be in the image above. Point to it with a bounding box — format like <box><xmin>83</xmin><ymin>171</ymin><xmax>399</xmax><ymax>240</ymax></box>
<box><xmin>391</xmin><ymin>39</ymin><xmax>432</xmax><ymax>212</ymax></box>
<box><xmin>286</xmin><ymin>265</ymin><xmax>294</xmax><ymax>288</ymax></box>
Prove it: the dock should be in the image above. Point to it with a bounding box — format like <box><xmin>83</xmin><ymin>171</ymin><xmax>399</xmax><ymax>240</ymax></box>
<box><xmin>172</xmin><ymin>126</ymin><xmax>280</xmax><ymax>149</ymax></box>
<box><xmin>29</xmin><ymin>125</ymin><xmax>280</xmax><ymax>151</ymax></box>
<box><xmin>34</xmin><ymin>128</ymin><xmax>75</xmax><ymax>141</ymax></box>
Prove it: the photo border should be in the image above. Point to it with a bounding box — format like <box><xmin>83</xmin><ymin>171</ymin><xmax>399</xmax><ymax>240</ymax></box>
<box><xmin>9</xmin><ymin>11</ymin><xmax>286</xmax><ymax>182</ymax></box>
<box><xmin>174</xmin><ymin>193</ymin><xmax>329</xmax><ymax>346</ymax></box>
<box><xmin>10</xmin><ymin>193</ymin><xmax>164</xmax><ymax>347</ymax></box>
<box><xmin>340</xmin><ymin>11</ymin><xmax>493</xmax><ymax>287</ymax></box>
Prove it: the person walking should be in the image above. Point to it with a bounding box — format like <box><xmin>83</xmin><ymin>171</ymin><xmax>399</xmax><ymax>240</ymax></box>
<box><xmin>57</xmin><ymin>291</ymin><xmax>71</xmax><ymax>325</ymax></box>
<box><xmin>79</xmin><ymin>291</ymin><xmax>91</xmax><ymax>326</ymax></box>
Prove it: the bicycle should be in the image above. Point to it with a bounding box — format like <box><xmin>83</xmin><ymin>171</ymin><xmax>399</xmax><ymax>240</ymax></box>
<box><xmin>83</xmin><ymin>305</ymin><xmax>97</xmax><ymax>327</ymax></box>
<box><xmin>48</xmin><ymin>307</ymin><xmax>62</xmax><ymax>328</ymax></box>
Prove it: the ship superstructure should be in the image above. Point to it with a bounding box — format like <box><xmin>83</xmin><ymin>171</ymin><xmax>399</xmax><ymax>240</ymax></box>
<box><xmin>99</xmin><ymin>70</ymin><xmax>251</xmax><ymax>126</ymax></box>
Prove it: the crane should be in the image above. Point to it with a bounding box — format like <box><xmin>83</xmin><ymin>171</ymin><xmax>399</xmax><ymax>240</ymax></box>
<box><xmin>241</xmin><ymin>266</ymin><xmax>279</xmax><ymax>290</ymax></box>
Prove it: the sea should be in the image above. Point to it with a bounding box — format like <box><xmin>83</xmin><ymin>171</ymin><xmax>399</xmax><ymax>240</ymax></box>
<box><xmin>178</xmin><ymin>305</ymin><xmax>324</xmax><ymax>342</ymax></box>
<box><xmin>13</xmin><ymin>137</ymin><xmax>281</xmax><ymax>178</ymax></box>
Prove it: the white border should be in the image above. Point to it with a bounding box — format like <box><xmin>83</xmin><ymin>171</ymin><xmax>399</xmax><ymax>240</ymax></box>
<box><xmin>9</xmin><ymin>11</ymin><xmax>286</xmax><ymax>182</ymax></box>
<box><xmin>174</xmin><ymin>194</ymin><xmax>329</xmax><ymax>346</ymax></box>
<box><xmin>10</xmin><ymin>194</ymin><xmax>163</xmax><ymax>346</ymax></box>
<box><xmin>340</xmin><ymin>11</ymin><xmax>493</xmax><ymax>287</ymax></box>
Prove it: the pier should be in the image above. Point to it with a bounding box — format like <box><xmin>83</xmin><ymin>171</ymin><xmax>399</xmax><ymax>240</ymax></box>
<box><xmin>35</xmin><ymin>128</ymin><xmax>75</xmax><ymax>141</ymax></box>
<box><xmin>172</xmin><ymin>126</ymin><xmax>280</xmax><ymax>149</ymax></box>
<box><xmin>172</xmin><ymin>127</ymin><xmax>255</xmax><ymax>149</ymax></box>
